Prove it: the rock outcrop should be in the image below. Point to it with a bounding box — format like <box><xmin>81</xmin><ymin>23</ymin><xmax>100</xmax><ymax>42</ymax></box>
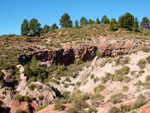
<box><xmin>18</xmin><ymin>40</ymin><xmax>143</xmax><ymax>65</ymax></box>
<box><xmin>98</xmin><ymin>40</ymin><xmax>139</xmax><ymax>57</ymax></box>
<box><xmin>9</xmin><ymin>100</ymin><xmax>37</xmax><ymax>113</ymax></box>
<box><xmin>18</xmin><ymin>45</ymin><xmax>97</xmax><ymax>65</ymax></box>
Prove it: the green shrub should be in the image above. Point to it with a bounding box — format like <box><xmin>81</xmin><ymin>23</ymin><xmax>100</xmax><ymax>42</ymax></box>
<box><xmin>142</xmin><ymin>46</ymin><xmax>150</xmax><ymax>52</ymax></box>
<box><xmin>0</xmin><ymin>71</ymin><xmax>4</xmax><ymax>82</ymax></box>
<box><xmin>90</xmin><ymin>74</ymin><xmax>95</xmax><ymax>79</ymax></box>
<box><xmin>76</xmin><ymin>81</ymin><xmax>81</xmax><ymax>86</ymax></box>
<box><xmin>93</xmin><ymin>77</ymin><xmax>100</xmax><ymax>83</ymax></box>
<box><xmin>14</xmin><ymin>94</ymin><xmax>32</xmax><ymax>102</ymax></box>
<box><xmin>146</xmin><ymin>56</ymin><xmax>150</xmax><ymax>63</ymax></box>
<box><xmin>123</xmin><ymin>57</ymin><xmax>131</xmax><ymax>64</ymax></box>
<box><xmin>64</xmin><ymin>84</ymin><xmax>69</xmax><ymax>88</ymax></box>
<box><xmin>54</xmin><ymin>102</ymin><xmax>65</xmax><ymax>111</ymax></box>
<box><xmin>109</xmin><ymin>106</ymin><xmax>121</xmax><ymax>113</ymax></box>
<box><xmin>100</xmin><ymin>60</ymin><xmax>106</xmax><ymax>67</ymax></box>
<box><xmin>91</xmin><ymin>93</ymin><xmax>104</xmax><ymax>101</ymax></box>
<box><xmin>72</xmin><ymin>96</ymin><xmax>89</xmax><ymax>111</ymax></box>
<box><xmin>133</xmin><ymin>94</ymin><xmax>146</xmax><ymax>109</ymax></box>
<box><xmin>74</xmin><ymin>60</ymin><xmax>83</xmax><ymax>65</ymax></box>
<box><xmin>14</xmin><ymin>36</ymin><xmax>19</xmax><ymax>41</ymax></box>
<box><xmin>122</xmin><ymin>86</ymin><xmax>129</xmax><ymax>92</ymax></box>
<box><xmin>96</xmin><ymin>51</ymin><xmax>102</xmax><ymax>58</ymax></box>
<box><xmin>28</xmin><ymin>84</ymin><xmax>37</xmax><ymax>91</ymax></box>
<box><xmin>38</xmin><ymin>96</ymin><xmax>44</xmax><ymax>100</ymax></box>
<box><xmin>65</xmin><ymin>78</ymin><xmax>71</xmax><ymax>82</ymax></box>
<box><xmin>16</xmin><ymin>109</ymin><xmax>24</xmax><ymax>113</ymax></box>
<box><xmin>137</xmin><ymin>59</ymin><xmax>147</xmax><ymax>69</ymax></box>
<box><xmin>123</xmin><ymin>76</ymin><xmax>132</xmax><ymax>83</ymax></box>
<box><xmin>88</xmin><ymin>107</ymin><xmax>97</xmax><ymax>113</ymax></box>
<box><xmin>110</xmin><ymin>93</ymin><xmax>124</xmax><ymax>104</ymax></box>
<box><xmin>37</xmin><ymin>103</ymin><xmax>48</xmax><ymax>111</ymax></box>
<box><xmin>94</xmin><ymin>84</ymin><xmax>105</xmax><ymax>93</ymax></box>
<box><xmin>120</xmin><ymin>104</ymin><xmax>131</xmax><ymax>112</ymax></box>
<box><xmin>62</xmin><ymin>91</ymin><xmax>71</xmax><ymax>99</ymax></box>
<box><xmin>67</xmin><ymin>107</ymin><xmax>78</xmax><ymax>113</ymax></box>
<box><xmin>115</xmin><ymin>66</ymin><xmax>130</xmax><ymax>76</ymax></box>
<box><xmin>145</xmin><ymin>75</ymin><xmax>150</xmax><ymax>82</ymax></box>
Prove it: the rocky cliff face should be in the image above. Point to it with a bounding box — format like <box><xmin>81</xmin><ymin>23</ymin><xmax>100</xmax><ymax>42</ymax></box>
<box><xmin>18</xmin><ymin>45</ymin><xmax>97</xmax><ymax>65</ymax></box>
<box><xmin>18</xmin><ymin>40</ymin><xmax>141</xmax><ymax>65</ymax></box>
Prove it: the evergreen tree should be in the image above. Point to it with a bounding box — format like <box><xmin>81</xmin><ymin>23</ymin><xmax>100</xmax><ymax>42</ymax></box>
<box><xmin>88</xmin><ymin>19</ymin><xmax>92</xmax><ymax>24</ymax></box>
<box><xmin>109</xmin><ymin>22</ymin><xmax>115</xmax><ymax>31</ymax></box>
<box><xmin>80</xmin><ymin>17</ymin><xmax>88</xmax><ymax>25</ymax></box>
<box><xmin>133</xmin><ymin>17</ymin><xmax>139</xmax><ymax>32</ymax></box>
<box><xmin>75</xmin><ymin>20</ymin><xmax>79</xmax><ymax>28</ymax></box>
<box><xmin>140</xmin><ymin>17</ymin><xmax>150</xmax><ymax>29</ymax></box>
<box><xmin>118</xmin><ymin>15</ymin><xmax>124</xmax><ymax>27</ymax></box>
<box><xmin>51</xmin><ymin>23</ymin><xmax>58</xmax><ymax>30</ymax></box>
<box><xmin>59</xmin><ymin>13</ymin><xmax>72</xmax><ymax>28</ymax></box>
<box><xmin>110</xmin><ymin>18</ymin><xmax>117</xmax><ymax>24</ymax></box>
<box><xmin>123</xmin><ymin>12</ymin><xmax>134</xmax><ymax>29</ymax></box>
<box><xmin>96</xmin><ymin>18</ymin><xmax>100</xmax><ymax>24</ymax></box>
<box><xmin>92</xmin><ymin>20</ymin><xmax>95</xmax><ymax>24</ymax></box>
<box><xmin>21</xmin><ymin>18</ymin><xmax>29</xmax><ymax>35</ymax></box>
<box><xmin>118</xmin><ymin>12</ymin><xmax>134</xmax><ymax>30</ymax></box>
<box><xmin>28</xmin><ymin>18</ymin><xmax>41</xmax><ymax>36</ymax></box>
<box><xmin>109</xmin><ymin>18</ymin><xmax>116</xmax><ymax>31</ymax></box>
<box><xmin>101</xmin><ymin>15</ymin><xmax>110</xmax><ymax>24</ymax></box>
<box><xmin>43</xmin><ymin>24</ymin><xmax>50</xmax><ymax>33</ymax></box>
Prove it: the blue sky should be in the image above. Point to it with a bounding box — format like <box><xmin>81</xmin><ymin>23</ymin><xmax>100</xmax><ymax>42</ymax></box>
<box><xmin>0</xmin><ymin>0</ymin><xmax>150</xmax><ymax>35</ymax></box>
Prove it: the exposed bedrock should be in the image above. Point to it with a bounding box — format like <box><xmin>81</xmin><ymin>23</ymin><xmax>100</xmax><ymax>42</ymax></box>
<box><xmin>18</xmin><ymin>45</ymin><xmax>97</xmax><ymax>65</ymax></box>
<box><xmin>18</xmin><ymin>40</ymin><xmax>142</xmax><ymax>65</ymax></box>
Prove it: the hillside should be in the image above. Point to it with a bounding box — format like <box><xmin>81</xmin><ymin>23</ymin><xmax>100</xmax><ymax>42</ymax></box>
<box><xmin>1</xmin><ymin>24</ymin><xmax>150</xmax><ymax>113</ymax></box>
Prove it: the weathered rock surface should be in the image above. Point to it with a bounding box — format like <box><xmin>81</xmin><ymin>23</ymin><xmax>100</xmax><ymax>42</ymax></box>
<box><xmin>9</xmin><ymin>100</ymin><xmax>37</xmax><ymax>113</ymax></box>
<box><xmin>98</xmin><ymin>40</ymin><xmax>139</xmax><ymax>56</ymax></box>
<box><xmin>18</xmin><ymin>45</ymin><xmax>97</xmax><ymax>65</ymax></box>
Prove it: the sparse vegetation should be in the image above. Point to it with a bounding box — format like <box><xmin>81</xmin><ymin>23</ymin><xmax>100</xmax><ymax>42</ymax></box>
<box><xmin>94</xmin><ymin>84</ymin><xmax>105</xmax><ymax>93</ymax></box>
<box><xmin>110</xmin><ymin>93</ymin><xmax>124</xmax><ymax>104</ymax></box>
<box><xmin>137</xmin><ymin>59</ymin><xmax>147</xmax><ymax>69</ymax></box>
<box><xmin>133</xmin><ymin>94</ymin><xmax>146</xmax><ymax>109</ymax></box>
<box><xmin>122</xmin><ymin>86</ymin><xmax>129</xmax><ymax>92</ymax></box>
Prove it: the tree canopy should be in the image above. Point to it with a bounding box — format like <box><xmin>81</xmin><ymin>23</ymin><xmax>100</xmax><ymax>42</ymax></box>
<box><xmin>101</xmin><ymin>15</ymin><xmax>110</xmax><ymax>24</ymax></box>
<box><xmin>133</xmin><ymin>17</ymin><xmax>139</xmax><ymax>32</ymax></box>
<box><xmin>59</xmin><ymin>13</ymin><xmax>72</xmax><ymax>28</ymax></box>
<box><xmin>28</xmin><ymin>18</ymin><xmax>41</xmax><ymax>36</ymax></box>
<box><xmin>80</xmin><ymin>17</ymin><xmax>88</xmax><ymax>25</ymax></box>
<box><xmin>75</xmin><ymin>20</ymin><xmax>79</xmax><ymax>28</ymax></box>
<box><xmin>51</xmin><ymin>23</ymin><xmax>58</xmax><ymax>30</ymax></box>
<box><xmin>96</xmin><ymin>18</ymin><xmax>100</xmax><ymax>24</ymax></box>
<box><xmin>118</xmin><ymin>12</ymin><xmax>134</xmax><ymax>30</ymax></box>
<box><xmin>43</xmin><ymin>25</ymin><xmax>50</xmax><ymax>33</ymax></box>
<box><xmin>140</xmin><ymin>17</ymin><xmax>150</xmax><ymax>29</ymax></box>
<box><xmin>21</xmin><ymin>19</ymin><xmax>29</xmax><ymax>35</ymax></box>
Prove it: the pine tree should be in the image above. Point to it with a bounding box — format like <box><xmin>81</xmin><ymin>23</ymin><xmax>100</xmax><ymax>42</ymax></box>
<box><xmin>133</xmin><ymin>17</ymin><xmax>139</xmax><ymax>32</ymax></box>
<box><xmin>75</xmin><ymin>20</ymin><xmax>79</xmax><ymax>28</ymax></box>
<box><xmin>110</xmin><ymin>18</ymin><xmax>117</xmax><ymax>24</ymax></box>
<box><xmin>28</xmin><ymin>18</ymin><xmax>41</xmax><ymax>36</ymax></box>
<box><xmin>80</xmin><ymin>17</ymin><xmax>88</xmax><ymax>25</ymax></box>
<box><xmin>88</xmin><ymin>19</ymin><xmax>92</xmax><ymax>24</ymax></box>
<box><xmin>101</xmin><ymin>15</ymin><xmax>110</xmax><ymax>24</ymax></box>
<box><xmin>96</xmin><ymin>18</ymin><xmax>100</xmax><ymax>24</ymax></box>
<box><xmin>109</xmin><ymin>18</ymin><xmax>117</xmax><ymax>31</ymax></box>
<box><xmin>43</xmin><ymin>25</ymin><xmax>50</xmax><ymax>33</ymax></box>
<box><xmin>51</xmin><ymin>23</ymin><xmax>58</xmax><ymax>30</ymax></box>
<box><xmin>21</xmin><ymin>19</ymin><xmax>29</xmax><ymax>35</ymax></box>
<box><xmin>118</xmin><ymin>12</ymin><xmax>134</xmax><ymax>30</ymax></box>
<box><xmin>118</xmin><ymin>15</ymin><xmax>124</xmax><ymax>27</ymax></box>
<box><xmin>140</xmin><ymin>17</ymin><xmax>150</xmax><ymax>29</ymax></box>
<box><xmin>59</xmin><ymin>13</ymin><xmax>72</xmax><ymax>28</ymax></box>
